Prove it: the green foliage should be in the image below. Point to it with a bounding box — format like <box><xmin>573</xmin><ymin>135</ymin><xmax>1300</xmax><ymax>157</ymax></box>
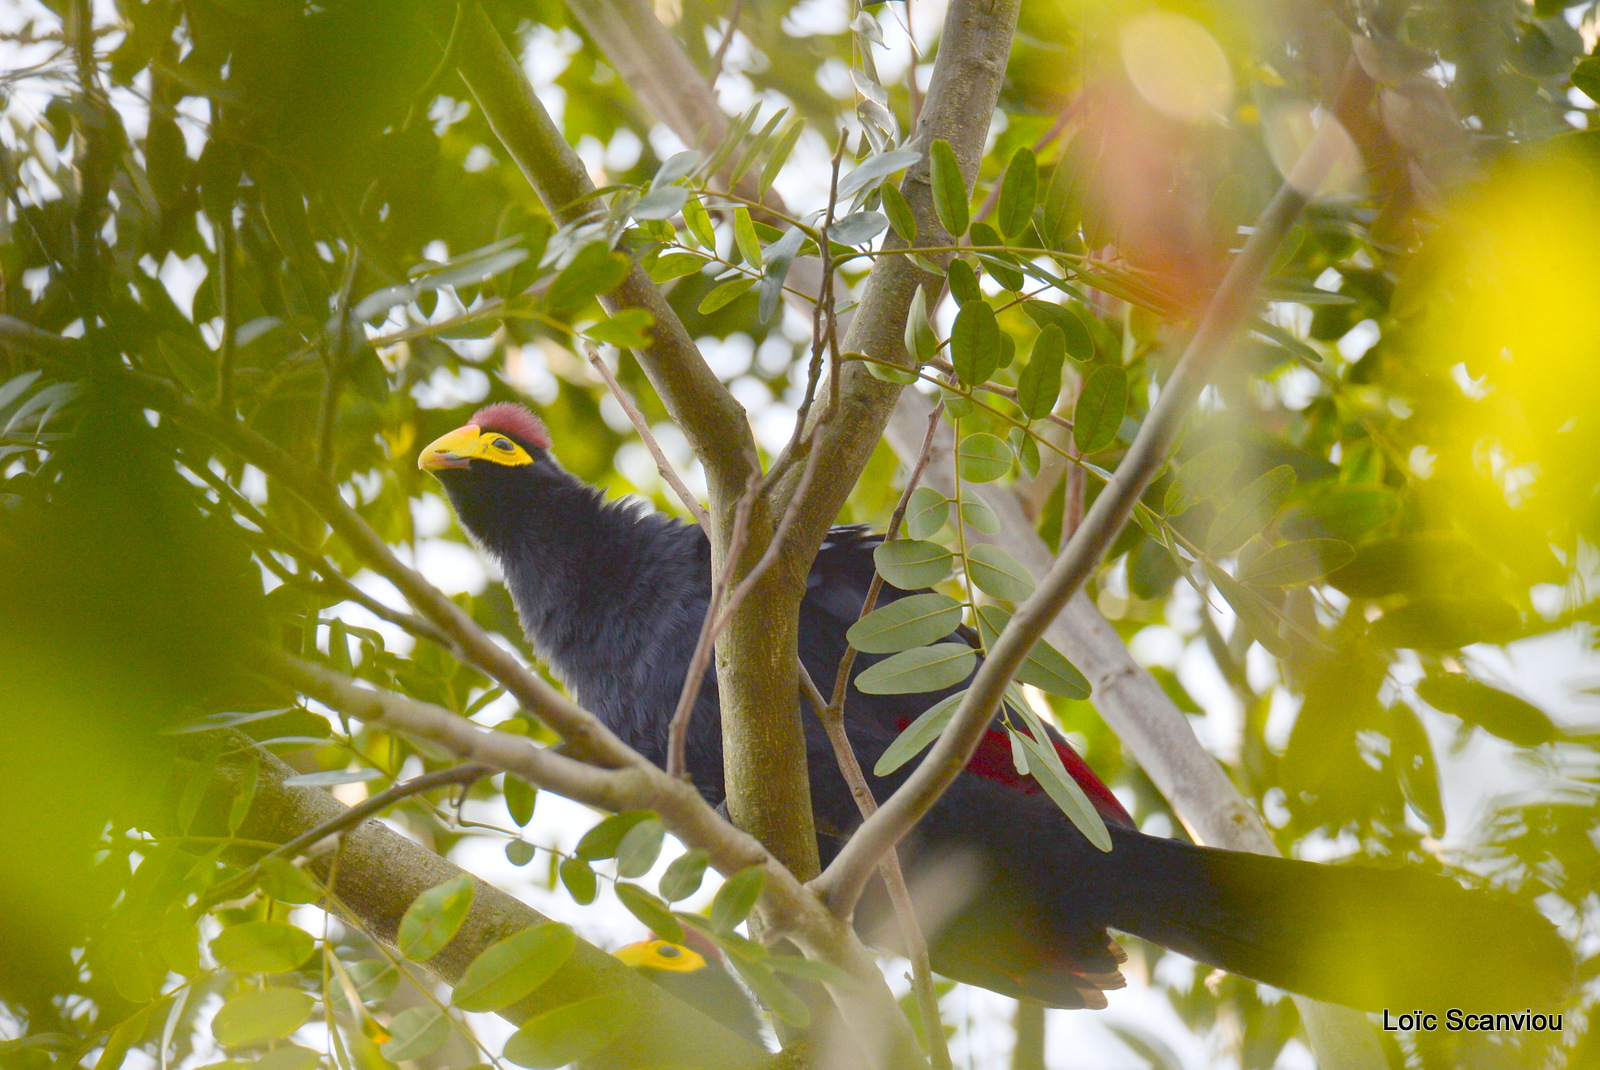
<box><xmin>3</xmin><ymin>0</ymin><xmax>1595</xmax><ymax>1065</ymax></box>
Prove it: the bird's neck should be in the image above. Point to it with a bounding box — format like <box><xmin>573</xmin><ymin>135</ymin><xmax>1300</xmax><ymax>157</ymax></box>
<box><xmin>450</xmin><ymin>465</ymin><xmax>706</xmax><ymax>701</ymax></box>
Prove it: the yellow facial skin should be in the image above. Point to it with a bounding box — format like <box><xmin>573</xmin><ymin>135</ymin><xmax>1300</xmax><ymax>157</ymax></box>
<box><xmin>417</xmin><ymin>424</ymin><xmax>534</xmax><ymax>472</ymax></box>
<box><xmin>612</xmin><ymin>939</ymin><xmax>708</xmax><ymax>973</ymax></box>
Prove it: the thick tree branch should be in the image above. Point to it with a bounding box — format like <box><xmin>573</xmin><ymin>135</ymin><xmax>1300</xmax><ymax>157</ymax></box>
<box><xmin>204</xmin><ymin>737</ymin><xmax>782</xmax><ymax>1070</ymax></box>
<box><xmin>454</xmin><ymin>3</ymin><xmax>824</xmax><ymax>878</ymax></box>
<box><xmin>261</xmin><ymin>651</ymin><xmax>932</xmax><ymax>1070</ymax></box>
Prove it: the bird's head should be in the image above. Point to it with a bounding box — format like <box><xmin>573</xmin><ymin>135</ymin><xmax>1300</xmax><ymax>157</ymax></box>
<box><xmin>417</xmin><ymin>402</ymin><xmax>566</xmax><ymax>551</ymax></box>
<box><xmin>418</xmin><ymin>402</ymin><xmax>552</xmax><ymax>478</ymax></box>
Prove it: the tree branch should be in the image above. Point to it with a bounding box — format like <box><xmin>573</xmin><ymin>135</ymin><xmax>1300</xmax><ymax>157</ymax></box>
<box><xmin>580</xmin><ymin>339</ymin><xmax>711</xmax><ymax>528</ymax></box>
<box><xmin>769</xmin><ymin>0</ymin><xmax>1023</xmax><ymax>566</ymax></box>
<box><xmin>203</xmin><ymin>736</ymin><xmax>783</xmax><ymax>1070</ymax></box>
<box><xmin>815</xmin><ymin>86</ymin><xmax>1351</xmax><ymax>917</ymax></box>
<box><xmin>260</xmin><ymin>650</ymin><xmax>932</xmax><ymax>1070</ymax></box>
<box><xmin>454</xmin><ymin>3</ymin><xmax>756</xmax><ymax>515</ymax></box>
<box><xmin>454</xmin><ymin>3</ymin><xmax>826</xmax><ymax>879</ymax></box>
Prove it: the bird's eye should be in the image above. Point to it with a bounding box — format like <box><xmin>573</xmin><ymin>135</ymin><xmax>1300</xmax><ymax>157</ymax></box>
<box><xmin>656</xmin><ymin>945</ymin><xmax>681</xmax><ymax>958</ymax></box>
<box><xmin>491</xmin><ymin>437</ymin><xmax>516</xmax><ymax>452</ymax></box>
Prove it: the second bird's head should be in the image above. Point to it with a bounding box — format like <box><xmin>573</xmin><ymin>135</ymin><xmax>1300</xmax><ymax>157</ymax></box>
<box><xmin>418</xmin><ymin>402</ymin><xmax>559</xmax><ymax>545</ymax></box>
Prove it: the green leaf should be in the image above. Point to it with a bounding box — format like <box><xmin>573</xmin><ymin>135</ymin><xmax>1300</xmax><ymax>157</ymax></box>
<box><xmin>847</xmin><ymin>593</ymin><xmax>963</xmax><ymax>653</ymax></box>
<box><xmin>398</xmin><ymin>874</ymin><xmax>475</xmax><ymax>961</ymax></box>
<box><xmin>559</xmin><ymin>858</ymin><xmax>597</xmax><ymax>905</ymax></box>
<box><xmin>1573</xmin><ymin>56</ymin><xmax>1600</xmax><ymax>103</ymax></box>
<box><xmin>733</xmin><ymin>207</ymin><xmax>762</xmax><ymax>268</ymax></box>
<box><xmin>1016</xmin><ymin>326</ymin><xmax>1065</xmax><ymax>419</ymax></box>
<box><xmin>576</xmin><ymin>810</ymin><xmax>656</xmax><ymax>861</ymax></box>
<box><xmin>503</xmin><ymin>993</ymin><xmax>633</xmax><ymax>1069</ymax></box>
<box><xmin>946</xmin><ymin>259</ymin><xmax>981</xmax><ymax>306</ymax></box>
<box><xmin>614</xmin><ymin>818</ymin><xmax>667</xmax><ymax>878</ymax></box>
<box><xmin>929</xmin><ymin>139</ymin><xmax>970</xmax><ymax>238</ymax></box>
<box><xmin>1237</xmin><ymin>539</ymin><xmax>1355</xmax><ymax>587</ymax></box>
<box><xmin>211</xmin><ymin>921</ymin><xmax>315</xmax><ymax>973</ymax></box>
<box><xmin>453</xmin><ymin>924</ymin><xmax>576</xmax><ymax>1013</ymax></box>
<box><xmin>1163</xmin><ymin>441</ymin><xmax>1244</xmax><ymax>516</ymax></box>
<box><xmin>506</xmin><ymin>840</ymin><xmax>536</xmax><ymax>866</ymax></box>
<box><xmin>829</xmin><ymin>210</ymin><xmax>888</xmax><ymax>246</ymax></box>
<box><xmin>1011</xmin><ymin>428</ymin><xmax>1041</xmax><ymax>480</ymax></box>
<box><xmin>329</xmin><ymin>959</ymin><xmax>399</xmax><ymax>1011</ymax></box>
<box><xmin>254</xmin><ymin>1045</ymin><xmax>320</xmax><ymax>1070</ymax></box>
<box><xmin>1415</xmin><ymin>674</ymin><xmax>1558</xmax><ymax>747</ymax></box>
<box><xmin>585</xmin><ymin>308</ymin><xmax>655</xmax><ymax>349</ymax></box>
<box><xmin>1389</xmin><ymin>702</ymin><xmax>1445</xmax><ymax>837</ymax></box>
<box><xmin>682</xmin><ymin>196</ymin><xmax>716</xmax><ymax>248</ymax></box>
<box><xmin>698</xmin><ymin>276</ymin><xmax>756</xmax><ymax>314</ymax></box>
<box><xmin>380</xmin><ymin>1008</ymin><xmax>451</xmax><ymax>1063</ymax></box>
<box><xmin>632</xmin><ymin>185</ymin><xmax>689</xmax><ymax>221</ymax></box>
<box><xmin>1073</xmin><ymin>365</ymin><xmax>1127</xmax><ymax>454</ymax></box>
<box><xmin>997</xmin><ymin>147</ymin><xmax>1038</xmax><ymax>240</ymax></box>
<box><xmin>505</xmin><ymin>775</ymin><xmax>538</xmax><ymax>827</ymax></box>
<box><xmin>212</xmin><ymin>989</ymin><xmax>313</xmax><ymax>1047</ymax></box>
<box><xmin>658</xmin><ymin>849</ymin><xmax>711</xmax><ymax>902</ymax></box>
<box><xmin>760</xmin><ymin>118</ymin><xmax>806</xmax><ymax>194</ymax></box>
<box><xmin>950</xmin><ymin>301</ymin><xmax>1002</xmax><ymax>386</ymax></box>
<box><xmin>1022</xmin><ymin>302</ymin><xmax>1094</xmax><ymax>361</ymax></box>
<box><xmin>710</xmin><ymin>865</ymin><xmax>767</xmax><ymax>931</ymax></box>
<box><xmin>614</xmin><ymin>883</ymin><xmax>684</xmax><ymax>943</ymax></box>
<box><xmin>957</xmin><ymin>433</ymin><xmax>1012</xmax><ymax>482</ymax></box>
<box><xmin>903</xmin><ymin>284</ymin><xmax>938</xmax><ymax>364</ymax></box>
<box><xmin>1008</xmin><ymin>721</ymin><xmax>1112</xmax><ymax>852</ymax></box>
<box><xmin>874</xmin><ymin>539</ymin><xmax>953</xmax><ymax>589</ymax></box>
<box><xmin>1017</xmin><ymin>638</ymin><xmax>1091</xmax><ymax>698</ymax></box>
<box><xmin>280</xmin><ymin>768</ymin><xmax>383</xmax><ymax>788</ymax></box>
<box><xmin>1203</xmin><ymin>562</ymin><xmax>1291</xmax><ymax>658</ymax></box>
<box><xmin>879</xmin><ymin>181</ymin><xmax>916</xmax><ymax>241</ymax></box>
<box><xmin>1206</xmin><ymin>465</ymin><xmax>1297</xmax><ymax>553</ymax></box>
<box><xmin>837</xmin><ymin>149</ymin><xmax>921</xmax><ymax>201</ymax></box>
<box><xmin>875</xmin><ymin>691</ymin><xmax>966</xmax><ymax>775</ymax></box>
<box><xmin>971</xmin><ymin>222</ymin><xmax>1025</xmax><ymax>290</ymax></box>
<box><xmin>546</xmin><ymin>242</ymin><xmax>630</xmax><ymax>314</ymax></box>
<box><xmin>730</xmin><ymin>959</ymin><xmax>810</xmax><ymax>1027</ymax></box>
<box><xmin>966</xmin><ymin>543</ymin><xmax>1036</xmax><ymax>601</ymax></box>
<box><xmin>959</xmin><ymin>498</ymin><xmax>1001</xmax><ymax>535</ymax></box>
<box><xmin>1370</xmin><ymin>596</ymin><xmax>1521</xmax><ymax>650</ymax></box>
<box><xmin>904</xmin><ymin>487</ymin><xmax>948</xmax><ymax>540</ymax></box>
<box><xmin>855</xmin><ymin>643</ymin><xmax>976</xmax><ymax>695</ymax></box>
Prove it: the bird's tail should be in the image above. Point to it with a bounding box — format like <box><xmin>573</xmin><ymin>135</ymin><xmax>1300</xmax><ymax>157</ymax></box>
<box><xmin>1102</xmin><ymin>832</ymin><xmax>1573</xmax><ymax>1013</ymax></box>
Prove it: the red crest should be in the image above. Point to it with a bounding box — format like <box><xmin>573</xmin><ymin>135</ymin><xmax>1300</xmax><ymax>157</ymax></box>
<box><xmin>470</xmin><ymin>402</ymin><xmax>551</xmax><ymax>451</ymax></box>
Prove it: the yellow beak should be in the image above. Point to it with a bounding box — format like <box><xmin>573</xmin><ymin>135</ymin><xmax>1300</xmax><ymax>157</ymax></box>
<box><xmin>418</xmin><ymin>425</ymin><xmax>481</xmax><ymax>472</ymax></box>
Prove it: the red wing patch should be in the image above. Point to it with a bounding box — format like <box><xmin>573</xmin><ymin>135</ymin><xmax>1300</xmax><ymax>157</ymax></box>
<box><xmin>961</xmin><ymin>726</ymin><xmax>1134</xmax><ymax>828</ymax></box>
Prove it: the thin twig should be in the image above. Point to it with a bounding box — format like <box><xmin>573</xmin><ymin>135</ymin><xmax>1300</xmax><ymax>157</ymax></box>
<box><xmin>706</xmin><ymin>0</ymin><xmax>747</xmax><ymax>84</ymax></box>
<box><xmin>666</xmin><ymin>469</ymin><xmax>762</xmax><ymax>779</ymax></box>
<box><xmin>581</xmin><ymin>339</ymin><xmax>711</xmax><ymax>528</ymax></box>
<box><xmin>765</xmin><ymin>132</ymin><xmax>846</xmax><ymax>493</ymax></box>
<box><xmin>717</xmin><ymin>424</ymin><xmax>827</xmax><ymax>632</ymax></box>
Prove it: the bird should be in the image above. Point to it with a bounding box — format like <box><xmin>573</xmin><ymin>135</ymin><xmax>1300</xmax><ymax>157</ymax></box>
<box><xmin>614</xmin><ymin>937</ymin><xmax>764</xmax><ymax>1042</ymax></box>
<box><xmin>420</xmin><ymin>401</ymin><xmax>1573</xmax><ymax>1013</ymax></box>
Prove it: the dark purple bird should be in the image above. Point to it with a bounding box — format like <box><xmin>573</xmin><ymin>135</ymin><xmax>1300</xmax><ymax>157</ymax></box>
<box><xmin>420</xmin><ymin>402</ymin><xmax>1571</xmax><ymax>1013</ymax></box>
